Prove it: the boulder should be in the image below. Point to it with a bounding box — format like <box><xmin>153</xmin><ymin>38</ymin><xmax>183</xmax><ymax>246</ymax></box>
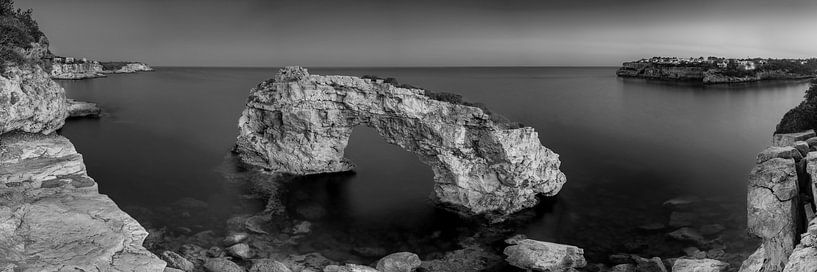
<box><xmin>376</xmin><ymin>252</ymin><xmax>421</xmax><ymax>272</ymax></box>
<box><xmin>632</xmin><ymin>256</ymin><xmax>667</xmax><ymax>272</ymax></box>
<box><xmin>227</xmin><ymin>243</ymin><xmax>252</xmax><ymax>259</ymax></box>
<box><xmin>162</xmin><ymin>251</ymin><xmax>195</xmax><ymax>271</ymax></box>
<box><xmin>234</xmin><ymin>67</ymin><xmax>566</xmax><ymax>220</ymax></box>
<box><xmin>323</xmin><ymin>264</ymin><xmax>378</xmax><ymax>272</ymax></box>
<box><xmin>747</xmin><ymin>158</ymin><xmax>799</xmax><ymax>272</ymax></box>
<box><xmin>667</xmin><ymin>227</ymin><xmax>706</xmax><ymax>245</ymax></box>
<box><xmin>250</xmin><ymin>259</ymin><xmax>292</xmax><ymax>272</ymax></box>
<box><xmin>672</xmin><ymin>258</ymin><xmax>729</xmax><ymax>272</ymax></box>
<box><xmin>503</xmin><ymin>239</ymin><xmax>586</xmax><ymax>271</ymax></box>
<box><xmin>204</xmin><ymin>258</ymin><xmax>245</xmax><ymax>272</ymax></box>
<box><xmin>773</xmin><ymin>130</ymin><xmax>816</xmax><ymax>147</ymax></box>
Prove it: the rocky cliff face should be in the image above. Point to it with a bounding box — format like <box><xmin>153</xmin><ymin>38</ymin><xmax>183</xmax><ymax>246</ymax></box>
<box><xmin>741</xmin><ymin>130</ymin><xmax>817</xmax><ymax>272</ymax></box>
<box><xmin>0</xmin><ymin>65</ymin><xmax>67</xmax><ymax>134</ymax></box>
<box><xmin>616</xmin><ymin>62</ymin><xmax>705</xmax><ymax>81</ymax></box>
<box><xmin>0</xmin><ymin>133</ymin><xmax>166</xmax><ymax>271</ymax></box>
<box><xmin>235</xmin><ymin>67</ymin><xmax>566</xmax><ymax>220</ymax></box>
<box><xmin>50</xmin><ymin>60</ymin><xmax>105</xmax><ymax>79</ymax></box>
<box><xmin>1</xmin><ymin>58</ymin><xmax>163</xmax><ymax>269</ymax></box>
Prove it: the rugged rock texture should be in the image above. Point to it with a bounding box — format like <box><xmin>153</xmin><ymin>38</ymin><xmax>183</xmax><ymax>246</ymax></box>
<box><xmin>0</xmin><ymin>65</ymin><xmax>68</xmax><ymax>134</ymax></box>
<box><xmin>672</xmin><ymin>258</ymin><xmax>729</xmax><ymax>272</ymax></box>
<box><xmin>502</xmin><ymin>238</ymin><xmax>586</xmax><ymax>272</ymax></box>
<box><xmin>0</xmin><ymin>133</ymin><xmax>165</xmax><ymax>271</ymax></box>
<box><xmin>67</xmin><ymin>99</ymin><xmax>102</xmax><ymax>118</ymax></box>
<box><xmin>783</xmin><ymin>218</ymin><xmax>817</xmax><ymax>272</ymax></box>
<box><xmin>101</xmin><ymin>62</ymin><xmax>154</xmax><ymax>74</ymax></box>
<box><xmin>50</xmin><ymin>59</ymin><xmax>105</xmax><ymax>79</ymax></box>
<box><xmin>376</xmin><ymin>252</ymin><xmax>421</xmax><ymax>272</ymax></box>
<box><xmin>747</xmin><ymin>157</ymin><xmax>800</xmax><ymax>272</ymax></box>
<box><xmin>235</xmin><ymin>67</ymin><xmax>566</xmax><ymax>219</ymax></box>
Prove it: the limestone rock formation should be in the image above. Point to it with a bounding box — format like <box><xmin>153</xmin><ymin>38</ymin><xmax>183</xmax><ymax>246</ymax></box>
<box><xmin>67</xmin><ymin>99</ymin><xmax>102</xmax><ymax>118</ymax></box>
<box><xmin>782</xmin><ymin>218</ymin><xmax>817</xmax><ymax>272</ymax></box>
<box><xmin>235</xmin><ymin>66</ymin><xmax>566</xmax><ymax>219</ymax></box>
<box><xmin>0</xmin><ymin>133</ymin><xmax>165</xmax><ymax>271</ymax></box>
<box><xmin>50</xmin><ymin>57</ymin><xmax>106</xmax><ymax>79</ymax></box>
<box><xmin>502</xmin><ymin>238</ymin><xmax>586</xmax><ymax>272</ymax></box>
<box><xmin>101</xmin><ymin>62</ymin><xmax>154</xmax><ymax>74</ymax></box>
<box><xmin>0</xmin><ymin>65</ymin><xmax>68</xmax><ymax>134</ymax></box>
<box><xmin>747</xmin><ymin>157</ymin><xmax>800</xmax><ymax>272</ymax></box>
<box><xmin>672</xmin><ymin>258</ymin><xmax>729</xmax><ymax>272</ymax></box>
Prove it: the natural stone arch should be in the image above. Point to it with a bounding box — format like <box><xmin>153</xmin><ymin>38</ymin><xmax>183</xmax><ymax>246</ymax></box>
<box><xmin>235</xmin><ymin>67</ymin><xmax>566</xmax><ymax>220</ymax></box>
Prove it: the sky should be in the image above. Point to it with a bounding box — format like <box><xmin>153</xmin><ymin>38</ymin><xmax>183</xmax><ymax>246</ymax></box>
<box><xmin>17</xmin><ymin>0</ymin><xmax>817</xmax><ymax>67</ymax></box>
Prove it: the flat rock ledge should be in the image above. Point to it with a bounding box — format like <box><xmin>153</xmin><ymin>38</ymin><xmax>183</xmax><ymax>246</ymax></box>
<box><xmin>67</xmin><ymin>99</ymin><xmax>102</xmax><ymax>118</ymax></box>
<box><xmin>235</xmin><ymin>66</ymin><xmax>566</xmax><ymax>220</ymax></box>
<box><xmin>0</xmin><ymin>132</ymin><xmax>165</xmax><ymax>271</ymax></box>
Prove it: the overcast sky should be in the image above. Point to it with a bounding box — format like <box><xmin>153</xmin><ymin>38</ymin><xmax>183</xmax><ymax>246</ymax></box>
<box><xmin>18</xmin><ymin>0</ymin><xmax>817</xmax><ymax>67</ymax></box>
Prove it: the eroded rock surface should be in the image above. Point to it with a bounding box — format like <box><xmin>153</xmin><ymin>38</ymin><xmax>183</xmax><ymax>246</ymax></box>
<box><xmin>235</xmin><ymin>66</ymin><xmax>566</xmax><ymax>219</ymax></box>
<box><xmin>502</xmin><ymin>238</ymin><xmax>586</xmax><ymax>272</ymax></box>
<box><xmin>0</xmin><ymin>65</ymin><xmax>68</xmax><ymax>134</ymax></box>
<box><xmin>67</xmin><ymin>98</ymin><xmax>102</xmax><ymax>118</ymax></box>
<box><xmin>0</xmin><ymin>133</ymin><xmax>165</xmax><ymax>271</ymax></box>
<box><xmin>747</xmin><ymin>157</ymin><xmax>799</xmax><ymax>272</ymax></box>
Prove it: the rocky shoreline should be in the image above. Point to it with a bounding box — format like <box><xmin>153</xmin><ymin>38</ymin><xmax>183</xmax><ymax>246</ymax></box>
<box><xmin>616</xmin><ymin>62</ymin><xmax>815</xmax><ymax>84</ymax></box>
<box><xmin>49</xmin><ymin>57</ymin><xmax>154</xmax><ymax>80</ymax></box>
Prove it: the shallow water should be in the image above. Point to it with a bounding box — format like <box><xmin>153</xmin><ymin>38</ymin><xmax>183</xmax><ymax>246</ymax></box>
<box><xmin>57</xmin><ymin>67</ymin><xmax>810</xmax><ymax>264</ymax></box>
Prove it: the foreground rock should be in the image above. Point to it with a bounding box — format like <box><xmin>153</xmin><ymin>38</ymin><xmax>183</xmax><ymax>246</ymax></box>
<box><xmin>376</xmin><ymin>252</ymin><xmax>421</xmax><ymax>272</ymax></box>
<box><xmin>672</xmin><ymin>258</ymin><xmax>729</xmax><ymax>272</ymax></box>
<box><xmin>503</xmin><ymin>238</ymin><xmax>586</xmax><ymax>271</ymax></box>
<box><xmin>747</xmin><ymin>157</ymin><xmax>799</xmax><ymax>272</ymax></box>
<box><xmin>235</xmin><ymin>66</ymin><xmax>566</xmax><ymax>219</ymax></box>
<box><xmin>782</xmin><ymin>218</ymin><xmax>817</xmax><ymax>272</ymax></box>
<box><xmin>0</xmin><ymin>133</ymin><xmax>165</xmax><ymax>270</ymax></box>
<box><xmin>67</xmin><ymin>99</ymin><xmax>102</xmax><ymax>118</ymax></box>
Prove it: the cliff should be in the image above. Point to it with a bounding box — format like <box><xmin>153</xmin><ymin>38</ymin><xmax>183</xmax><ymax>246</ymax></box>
<box><xmin>235</xmin><ymin>66</ymin><xmax>566</xmax><ymax>221</ymax></box>
<box><xmin>1</xmin><ymin>45</ymin><xmax>164</xmax><ymax>270</ymax></box>
<box><xmin>49</xmin><ymin>58</ymin><xmax>105</xmax><ymax>79</ymax></box>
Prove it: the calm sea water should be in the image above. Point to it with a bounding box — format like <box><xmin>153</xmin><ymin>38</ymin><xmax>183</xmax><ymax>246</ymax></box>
<box><xmin>57</xmin><ymin>67</ymin><xmax>810</xmax><ymax>262</ymax></box>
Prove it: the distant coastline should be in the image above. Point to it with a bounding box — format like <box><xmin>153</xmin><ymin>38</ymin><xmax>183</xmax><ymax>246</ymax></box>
<box><xmin>617</xmin><ymin>57</ymin><xmax>817</xmax><ymax>84</ymax></box>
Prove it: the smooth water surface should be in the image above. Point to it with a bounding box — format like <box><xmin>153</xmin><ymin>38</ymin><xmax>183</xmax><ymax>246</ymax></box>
<box><xmin>58</xmin><ymin>67</ymin><xmax>810</xmax><ymax>261</ymax></box>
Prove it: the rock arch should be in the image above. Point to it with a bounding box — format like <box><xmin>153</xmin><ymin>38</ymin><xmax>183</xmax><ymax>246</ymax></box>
<box><xmin>235</xmin><ymin>67</ymin><xmax>566</xmax><ymax>220</ymax></box>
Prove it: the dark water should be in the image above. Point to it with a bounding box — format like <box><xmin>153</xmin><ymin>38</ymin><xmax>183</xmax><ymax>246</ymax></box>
<box><xmin>58</xmin><ymin>67</ymin><xmax>810</xmax><ymax>263</ymax></box>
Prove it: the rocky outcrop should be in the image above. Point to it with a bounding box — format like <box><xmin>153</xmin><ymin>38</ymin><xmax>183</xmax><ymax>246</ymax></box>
<box><xmin>50</xmin><ymin>58</ymin><xmax>105</xmax><ymax>79</ymax></box>
<box><xmin>101</xmin><ymin>62</ymin><xmax>154</xmax><ymax>74</ymax></box>
<box><xmin>672</xmin><ymin>258</ymin><xmax>729</xmax><ymax>272</ymax></box>
<box><xmin>0</xmin><ymin>65</ymin><xmax>68</xmax><ymax>134</ymax></box>
<box><xmin>502</xmin><ymin>238</ymin><xmax>586</xmax><ymax>271</ymax></box>
<box><xmin>235</xmin><ymin>66</ymin><xmax>566</xmax><ymax>219</ymax></box>
<box><xmin>0</xmin><ymin>133</ymin><xmax>165</xmax><ymax>271</ymax></box>
<box><xmin>67</xmin><ymin>99</ymin><xmax>102</xmax><ymax>118</ymax></box>
<box><xmin>783</xmin><ymin>218</ymin><xmax>817</xmax><ymax>272</ymax></box>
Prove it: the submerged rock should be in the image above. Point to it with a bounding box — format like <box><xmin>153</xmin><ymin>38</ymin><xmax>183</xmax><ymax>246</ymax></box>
<box><xmin>249</xmin><ymin>259</ymin><xmax>292</xmax><ymax>272</ymax></box>
<box><xmin>503</xmin><ymin>238</ymin><xmax>586</xmax><ymax>271</ymax></box>
<box><xmin>0</xmin><ymin>133</ymin><xmax>165</xmax><ymax>270</ymax></box>
<box><xmin>227</xmin><ymin>243</ymin><xmax>253</xmax><ymax>259</ymax></box>
<box><xmin>162</xmin><ymin>251</ymin><xmax>195</xmax><ymax>271</ymax></box>
<box><xmin>324</xmin><ymin>264</ymin><xmax>378</xmax><ymax>272</ymax></box>
<box><xmin>66</xmin><ymin>99</ymin><xmax>102</xmax><ymax>118</ymax></box>
<box><xmin>204</xmin><ymin>258</ymin><xmax>244</xmax><ymax>272</ymax></box>
<box><xmin>376</xmin><ymin>252</ymin><xmax>421</xmax><ymax>272</ymax></box>
<box><xmin>420</xmin><ymin>243</ymin><xmax>503</xmax><ymax>271</ymax></box>
<box><xmin>667</xmin><ymin>227</ymin><xmax>706</xmax><ymax>245</ymax></box>
<box><xmin>672</xmin><ymin>258</ymin><xmax>729</xmax><ymax>272</ymax></box>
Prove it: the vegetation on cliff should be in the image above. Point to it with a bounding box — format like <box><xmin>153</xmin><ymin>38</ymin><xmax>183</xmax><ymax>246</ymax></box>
<box><xmin>776</xmin><ymin>79</ymin><xmax>817</xmax><ymax>134</ymax></box>
<box><xmin>0</xmin><ymin>0</ymin><xmax>45</xmax><ymax>72</ymax></box>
